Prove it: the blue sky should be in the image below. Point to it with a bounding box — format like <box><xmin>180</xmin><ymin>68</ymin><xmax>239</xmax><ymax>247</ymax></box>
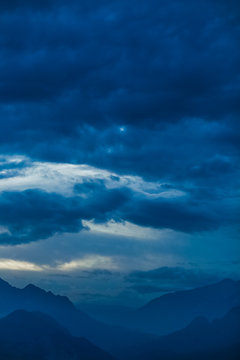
<box><xmin>0</xmin><ymin>0</ymin><xmax>239</xmax><ymax>306</ymax></box>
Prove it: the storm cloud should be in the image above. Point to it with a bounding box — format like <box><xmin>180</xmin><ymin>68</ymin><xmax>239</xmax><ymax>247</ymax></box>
<box><xmin>0</xmin><ymin>0</ymin><xmax>239</xmax><ymax>301</ymax></box>
<box><xmin>0</xmin><ymin>0</ymin><xmax>239</xmax><ymax>175</ymax></box>
<box><xmin>0</xmin><ymin>169</ymin><xmax>234</xmax><ymax>245</ymax></box>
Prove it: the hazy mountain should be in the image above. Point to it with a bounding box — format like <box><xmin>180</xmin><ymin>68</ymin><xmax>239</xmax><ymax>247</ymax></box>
<box><xmin>0</xmin><ymin>310</ymin><xmax>115</xmax><ymax>360</ymax></box>
<box><xmin>1</xmin><ymin>277</ymin><xmax>239</xmax><ymax>359</ymax></box>
<box><xmin>104</xmin><ymin>279</ymin><xmax>240</xmax><ymax>334</ymax></box>
<box><xmin>138</xmin><ymin>278</ymin><xmax>240</xmax><ymax>333</ymax></box>
<box><xmin>78</xmin><ymin>303</ymin><xmax>135</xmax><ymax>327</ymax></box>
<box><xmin>134</xmin><ymin>306</ymin><xmax>240</xmax><ymax>360</ymax></box>
<box><xmin>0</xmin><ymin>277</ymin><xmax>154</xmax><ymax>357</ymax></box>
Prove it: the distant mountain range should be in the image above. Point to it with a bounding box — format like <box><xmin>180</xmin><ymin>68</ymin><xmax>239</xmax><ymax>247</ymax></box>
<box><xmin>94</xmin><ymin>278</ymin><xmax>240</xmax><ymax>335</ymax></box>
<box><xmin>133</xmin><ymin>306</ymin><xmax>240</xmax><ymax>360</ymax></box>
<box><xmin>0</xmin><ymin>277</ymin><xmax>239</xmax><ymax>359</ymax></box>
<box><xmin>0</xmin><ymin>310</ymin><xmax>114</xmax><ymax>360</ymax></box>
<box><xmin>0</xmin><ymin>277</ymin><xmax>154</xmax><ymax>357</ymax></box>
<box><xmin>137</xmin><ymin>278</ymin><xmax>240</xmax><ymax>333</ymax></box>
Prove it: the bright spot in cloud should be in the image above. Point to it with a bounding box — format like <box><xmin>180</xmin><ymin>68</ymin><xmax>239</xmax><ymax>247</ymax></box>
<box><xmin>83</xmin><ymin>220</ymin><xmax>167</xmax><ymax>240</ymax></box>
<box><xmin>56</xmin><ymin>255</ymin><xmax>117</xmax><ymax>271</ymax></box>
<box><xmin>0</xmin><ymin>259</ymin><xmax>43</xmax><ymax>272</ymax></box>
<box><xmin>0</xmin><ymin>255</ymin><xmax>117</xmax><ymax>273</ymax></box>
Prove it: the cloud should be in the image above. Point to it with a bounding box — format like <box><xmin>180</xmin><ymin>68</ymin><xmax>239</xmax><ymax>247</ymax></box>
<box><xmin>127</xmin><ymin>266</ymin><xmax>220</xmax><ymax>293</ymax></box>
<box><xmin>0</xmin><ymin>255</ymin><xmax>117</xmax><ymax>273</ymax></box>
<box><xmin>0</xmin><ymin>183</ymin><xmax>228</xmax><ymax>246</ymax></box>
<box><xmin>57</xmin><ymin>255</ymin><xmax>117</xmax><ymax>271</ymax></box>
<box><xmin>0</xmin><ymin>156</ymin><xmax>185</xmax><ymax>198</ymax></box>
<box><xmin>0</xmin><ymin>0</ymin><xmax>239</xmax><ymax>178</ymax></box>
<box><xmin>0</xmin><ymin>259</ymin><xmax>42</xmax><ymax>271</ymax></box>
<box><xmin>0</xmin><ymin>184</ymin><xmax>130</xmax><ymax>245</ymax></box>
<box><xmin>0</xmin><ymin>0</ymin><xmax>239</xmax><ymax>119</ymax></box>
<box><xmin>122</xmin><ymin>197</ymin><xmax>221</xmax><ymax>233</ymax></box>
<box><xmin>0</xmin><ymin>155</ymin><xmax>237</xmax><ymax>245</ymax></box>
<box><xmin>82</xmin><ymin>220</ymin><xmax>163</xmax><ymax>240</ymax></box>
<box><xmin>0</xmin><ymin>0</ymin><xmax>238</xmax><ymax>275</ymax></box>
<box><xmin>0</xmin><ymin>0</ymin><xmax>57</xmax><ymax>12</ymax></box>
<box><xmin>0</xmin><ymin>190</ymin><xmax>84</xmax><ymax>245</ymax></box>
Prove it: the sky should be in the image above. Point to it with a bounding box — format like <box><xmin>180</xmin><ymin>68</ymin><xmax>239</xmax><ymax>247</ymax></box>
<box><xmin>0</xmin><ymin>0</ymin><xmax>239</xmax><ymax>307</ymax></box>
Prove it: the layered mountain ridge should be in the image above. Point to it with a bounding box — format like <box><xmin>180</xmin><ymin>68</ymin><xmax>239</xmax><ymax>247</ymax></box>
<box><xmin>0</xmin><ymin>309</ymin><xmax>115</xmax><ymax>360</ymax></box>
<box><xmin>0</xmin><ymin>277</ymin><xmax>240</xmax><ymax>360</ymax></box>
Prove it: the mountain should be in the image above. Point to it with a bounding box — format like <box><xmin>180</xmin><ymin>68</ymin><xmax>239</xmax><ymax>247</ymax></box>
<box><xmin>1</xmin><ymin>277</ymin><xmax>239</xmax><ymax>359</ymax></box>
<box><xmin>138</xmin><ymin>278</ymin><xmax>240</xmax><ymax>334</ymax></box>
<box><xmin>0</xmin><ymin>310</ymin><xmax>115</xmax><ymax>360</ymax></box>
<box><xmin>0</xmin><ymin>277</ymin><xmax>154</xmax><ymax>357</ymax></box>
<box><xmin>134</xmin><ymin>306</ymin><xmax>240</xmax><ymax>360</ymax></box>
<box><xmin>106</xmin><ymin>279</ymin><xmax>240</xmax><ymax>334</ymax></box>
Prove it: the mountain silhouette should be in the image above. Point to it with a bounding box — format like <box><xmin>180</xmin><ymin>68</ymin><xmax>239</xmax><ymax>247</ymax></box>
<box><xmin>109</xmin><ymin>279</ymin><xmax>240</xmax><ymax>334</ymax></box>
<box><xmin>1</xmin><ymin>277</ymin><xmax>240</xmax><ymax>359</ymax></box>
<box><xmin>134</xmin><ymin>306</ymin><xmax>240</xmax><ymax>359</ymax></box>
<box><xmin>0</xmin><ymin>310</ymin><xmax>115</xmax><ymax>360</ymax></box>
<box><xmin>0</xmin><ymin>277</ymin><xmax>154</xmax><ymax>357</ymax></box>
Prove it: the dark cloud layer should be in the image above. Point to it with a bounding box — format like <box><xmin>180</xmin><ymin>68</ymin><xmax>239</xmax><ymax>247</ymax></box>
<box><xmin>0</xmin><ymin>0</ymin><xmax>239</xmax><ymax>164</ymax></box>
<box><xmin>0</xmin><ymin>0</ymin><xmax>239</xmax><ymax>246</ymax></box>
<box><xmin>0</xmin><ymin>178</ymin><xmax>234</xmax><ymax>245</ymax></box>
<box><xmin>0</xmin><ymin>0</ymin><xmax>238</xmax><ymax>221</ymax></box>
<box><xmin>0</xmin><ymin>183</ymin><xmax>129</xmax><ymax>244</ymax></box>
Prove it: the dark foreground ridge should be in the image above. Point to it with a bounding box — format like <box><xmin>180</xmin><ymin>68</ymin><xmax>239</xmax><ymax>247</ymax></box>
<box><xmin>0</xmin><ymin>309</ymin><xmax>115</xmax><ymax>360</ymax></box>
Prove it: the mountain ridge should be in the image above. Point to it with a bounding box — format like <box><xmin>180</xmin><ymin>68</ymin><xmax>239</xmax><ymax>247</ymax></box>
<box><xmin>0</xmin><ymin>276</ymin><xmax>155</xmax><ymax>357</ymax></box>
<box><xmin>115</xmin><ymin>278</ymin><xmax>240</xmax><ymax>334</ymax></box>
<box><xmin>0</xmin><ymin>309</ymin><xmax>115</xmax><ymax>360</ymax></box>
<box><xmin>133</xmin><ymin>305</ymin><xmax>240</xmax><ymax>360</ymax></box>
